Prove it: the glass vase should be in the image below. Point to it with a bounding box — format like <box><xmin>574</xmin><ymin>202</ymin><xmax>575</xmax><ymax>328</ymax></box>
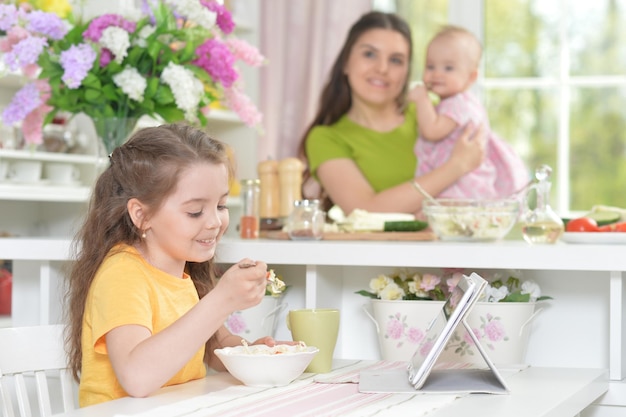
<box><xmin>92</xmin><ymin>117</ymin><xmax>139</xmax><ymax>156</ymax></box>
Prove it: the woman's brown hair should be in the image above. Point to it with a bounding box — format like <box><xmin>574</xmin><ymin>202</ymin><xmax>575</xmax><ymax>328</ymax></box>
<box><xmin>297</xmin><ymin>11</ymin><xmax>413</xmax><ymax>211</ymax></box>
<box><xmin>64</xmin><ymin>123</ymin><xmax>233</xmax><ymax>382</ymax></box>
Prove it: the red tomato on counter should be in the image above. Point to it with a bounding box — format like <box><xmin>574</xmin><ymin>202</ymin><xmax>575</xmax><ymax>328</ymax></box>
<box><xmin>565</xmin><ymin>217</ymin><xmax>599</xmax><ymax>232</ymax></box>
<box><xmin>598</xmin><ymin>222</ymin><xmax>626</xmax><ymax>232</ymax></box>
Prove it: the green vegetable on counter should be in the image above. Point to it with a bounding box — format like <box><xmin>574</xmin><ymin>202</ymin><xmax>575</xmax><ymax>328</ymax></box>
<box><xmin>383</xmin><ymin>220</ymin><xmax>429</xmax><ymax>232</ymax></box>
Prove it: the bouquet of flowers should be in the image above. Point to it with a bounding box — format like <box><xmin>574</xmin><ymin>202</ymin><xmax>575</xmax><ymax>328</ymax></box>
<box><xmin>0</xmin><ymin>0</ymin><xmax>264</xmax><ymax>149</ymax></box>
<box><xmin>356</xmin><ymin>268</ymin><xmax>552</xmax><ymax>303</ymax></box>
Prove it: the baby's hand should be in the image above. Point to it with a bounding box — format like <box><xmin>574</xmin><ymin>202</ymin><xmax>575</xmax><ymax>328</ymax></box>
<box><xmin>407</xmin><ymin>82</ymin><xmax>429</xmax><ymax>103</ymax></box>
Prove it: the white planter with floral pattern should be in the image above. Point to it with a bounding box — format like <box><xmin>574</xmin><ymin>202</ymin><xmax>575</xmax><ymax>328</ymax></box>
<box><xmin>225</xmin><ymin>295</ymin><xmax>287</xmax><ymax>342</ymax></box>
<box><xmin>364</xmin><ymin>299</ymin><xmax>541</xmax><ymax>366</ymax></box>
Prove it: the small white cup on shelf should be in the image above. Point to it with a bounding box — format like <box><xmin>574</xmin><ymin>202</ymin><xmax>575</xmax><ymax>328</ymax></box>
<box><xmin>44</xmin><ymin>162</ymin><xmax>80</xmax><ymax>185</ymax></box>
<box><xmin>7</xmin><ymin>160</ymin><xmax>42</xmax><ymax>183</ymax></box>
<box><xmin>0</xmin><ymin>160</ymin><xmax>8</xmax><ymax>181</ymax></box>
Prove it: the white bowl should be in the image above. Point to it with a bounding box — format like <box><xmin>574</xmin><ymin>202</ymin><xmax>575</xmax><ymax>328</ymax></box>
<box><xmin>423</xmin><ymin>198</ymin><xmax>520</xmax><ymax>241</ymax></box>
<box><xmin>214</xmin><ymin>344</ymin><xmax>319</xmax><ymax>387</ymax></box>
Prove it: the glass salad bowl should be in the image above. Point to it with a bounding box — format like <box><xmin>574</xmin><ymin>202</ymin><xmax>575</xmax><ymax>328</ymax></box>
<box><xmin>422</xmin><ymin>198</ymin><xmax>520</xmax><ymax>241</ymax></box>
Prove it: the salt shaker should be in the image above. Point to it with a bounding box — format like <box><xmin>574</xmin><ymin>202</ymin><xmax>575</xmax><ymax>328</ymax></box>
<box><xmin>239</xmin><ymin>179</ymin><xmax>260</xmax><ymax>239</ymax></box>
<box><xmin>257</xmin><ymin>159</ymin><xmax>281</xmax><ymax>229</ymax></box>
<box><xmin>287</xmin><ymin>199</ymin><xmax>326</xmax><ymax>240</ymax></box>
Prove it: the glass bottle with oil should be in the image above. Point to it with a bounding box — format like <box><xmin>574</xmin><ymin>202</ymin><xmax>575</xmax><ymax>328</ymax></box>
<box><xmin>521</xmin><ymin>164</ymin><xmax>564</xmax><ymax>244</ymax></box>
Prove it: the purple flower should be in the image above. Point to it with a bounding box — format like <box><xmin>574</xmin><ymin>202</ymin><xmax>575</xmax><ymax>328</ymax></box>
<box><xmin>60</xmin><ymin>43</ymin><xmax>97</xmax><ymax>89</ymax></box>
<box><xmin>26</xmin><ymin>10</ymin><xmax>68</xmax><ymax>40</ymax></box>
<box><xmin>4</xmin><ymin>36</ymin><xmax>47</xmax><ymax>71</ymax></box>
<box><xmin>2</xmin><ymin>83</ymin><xmax>44</xmax><ymax>125</ymax></box>
<box><xmin>83</xmin><ymin>14</ymin><xmax>136</xmax><ymax>42</ymax></box>
<box><xmin>99</xmin><ymin>49</ymin><xmax>113</xmax><ymax>67</ymax></box>
<box><xmin>193</xmin><ymin>38</ymin><xmax>237</xmax><ymax>88</ymax></box>
<box><xmin>0</xmin><ymin>4</ymin><xmax>18</xmax><ymax>31</ymax></box>
<box><xmin>202</xmin><ymin>0</ymin><xmax>234</xmax><ymax>34</ymax></box>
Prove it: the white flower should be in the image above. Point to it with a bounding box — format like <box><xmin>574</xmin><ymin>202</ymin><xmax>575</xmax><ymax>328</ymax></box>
<box><xmin>408</xmin><ymin>279</ymin><xmax>429</xmax><ymax>298</ymax></box>
<box><xmin>161</xmin><ymin>62</ymin><xmax>204</xmax><ymax>121</ymax></box>
<box><xmin>99</xmin><ymin>26</ymin><xmax>130</xmax><ymax>64</ymax></box>
<box><xmin>113</xmin><ymin>67</ymin><xmax>147</xmax><ymax>102</ymax></box>
<box><xmin>486</xmin><ymin>285</ymin><xmax>509</xmax><ymax>302</ymax></box>
<box><xmin>379</xmin><ymin>283</ymin><xmax>405</xmax><ymax>301</ymax></box>
<box><xmin>521</xmin><ymin>280</ymin><xmax>542</xmax><ymax>301</ymax></box>
<box><xmin>369</xmin><ymin>274</ymin><xmax>392</xmax><ymax>294</ymax></box>
<box><xmin>134</xmin><ymin>25</ymin><xmax>156</xmax><ymax>48</ymax></box>
<box><xmin>166</xmin><ymin>0</ymin><xmax>216</xmax><ymax>29</ymax></box>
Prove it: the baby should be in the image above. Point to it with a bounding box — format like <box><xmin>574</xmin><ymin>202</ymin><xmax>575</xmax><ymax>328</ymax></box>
<box><xmin>409</xmin><ymin>25</ymin><xmax>528</xmax><ymax>199</ymax></box>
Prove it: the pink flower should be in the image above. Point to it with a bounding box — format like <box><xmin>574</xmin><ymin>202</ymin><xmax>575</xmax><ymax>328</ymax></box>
<box><xmin>223</xmin><ymin>87</ymin><xmax>262</xmax><ymax>128</ymax></box>
<box><xmin>193</xmin><ymin>38</ymin><xmax>238</xmax><ymax>88</ymax></box>
<box><xmin>463</xmin><ymin>328</ymin><xmax>481</xmax><ymax>345</ymax></box>
<box><xmin>201</xmin><ymin>0</ymin><xmax>234</xmax><ymax>34</ymax></box>
<box><xmin>385</xmin><ymin>315</ymin><xmax>404</xmax><ymax>340</ymax></box>
<box><xmin>420</xmin><ymin>340</ymin><xmax>434</xmax><ymax>357</ymax></box>
<box><xmin>226</xmin><ymin>313</ymin><xmax>247</xmax><ymax>334</ymax></box>
<box><xmin>83</xmin><ymin>14</ymin><xmax>136</xmax><ymax>42</ymax></box>
<box><xmin>446</xmin><ymin>272</ymin><xmax>463</xmax><ymax>293</ymax></box>
<box><xmin>420</xmin><ymin>273</ymin><xmax>441</xmax><ymax>292</ymax></box>
<box><xmin>406</xmin><ymin>327</ymin><xmax>425</xmax><ymax>344</ymax></box>
<box><xmin>227</xmin><ymin>38</ymin><xmax>265</xmax><ymax>67</ymax></box>
<box><xmin>484</xmin><ymin>320</ymin><xmax>506</xmax><ymax>342</ymax></box>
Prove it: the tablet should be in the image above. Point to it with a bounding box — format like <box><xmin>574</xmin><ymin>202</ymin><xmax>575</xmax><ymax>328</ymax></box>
<box><xmin>407</xmin><ymin>272</ymin><xmax>481</xmax><ymax>388</ymax></box>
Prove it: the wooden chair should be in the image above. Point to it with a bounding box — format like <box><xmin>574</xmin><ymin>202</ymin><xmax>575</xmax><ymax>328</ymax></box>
<box><xmin>0</xmin><ymin>325</ymin><xmax>75</xmax><ymax>417</ymax></box>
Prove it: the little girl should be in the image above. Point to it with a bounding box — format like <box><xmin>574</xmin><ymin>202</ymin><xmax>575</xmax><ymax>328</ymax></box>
<box><xmin>65</xmin><ymin>124</ymin><xmax>285</xmax><ymax>406</ymax></box>
<box><xmin>409</xmin><ymin>25</ymin><xmax>528</xmax><ymax>199</ymax></box>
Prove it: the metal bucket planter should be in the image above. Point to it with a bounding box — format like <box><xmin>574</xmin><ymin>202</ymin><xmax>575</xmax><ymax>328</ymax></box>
<box><xmin>226</xmin><ymin>296</ymin><xmax>287</xmax><ymax>341</ymax></box>
<box><xmin>364</xmin><ymin>299</ymin><xmax>541</xmax><ymax>366</ymax></box>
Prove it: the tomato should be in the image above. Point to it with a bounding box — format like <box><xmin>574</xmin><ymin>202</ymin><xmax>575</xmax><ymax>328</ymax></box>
<box><xmin>598</xmin><ymin>221</ymin><xmax>626</xmax><ymax>232</ymax></box>
<box><xmin>565</xmin><ymin>217</ymin><xmax>599</xmax><ymax>232</ymax></box>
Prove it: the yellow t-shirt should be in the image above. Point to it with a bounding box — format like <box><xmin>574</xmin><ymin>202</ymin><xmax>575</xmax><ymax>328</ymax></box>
<box><xmin>79</xmin><ymin>244</ymin><xmax>206</xmax><ymax>407</ymax></box>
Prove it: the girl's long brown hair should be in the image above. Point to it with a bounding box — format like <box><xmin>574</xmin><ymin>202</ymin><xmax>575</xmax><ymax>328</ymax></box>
<box><xmin>296</xmin><ymin>11</ymin><xmax>413</xmax><ymax>211</ymax></box>
<box><xmin>64</xmin><ymin>123</ymin><xmax>233</xmax><ymax>382</ymax></box>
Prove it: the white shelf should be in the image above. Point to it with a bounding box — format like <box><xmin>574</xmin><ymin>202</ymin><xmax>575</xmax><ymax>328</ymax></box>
<box><xmin>0</xmin><ymin>183</ymin><xmax>91</xmax><ymax>202</ymax></box>
<box><xmin>0</xmin><ymin>149</ymin><xmax>99</xmax><ymax>164</ymax></box>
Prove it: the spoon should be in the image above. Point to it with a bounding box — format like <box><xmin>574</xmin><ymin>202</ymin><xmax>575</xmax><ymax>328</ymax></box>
<box><xmin>413</xmin><ymin>181</ymin><xmax>473</xmax><ymax>237</ymax></box>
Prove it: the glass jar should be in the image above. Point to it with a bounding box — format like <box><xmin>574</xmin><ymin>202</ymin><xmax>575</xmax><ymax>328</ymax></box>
<box><xmin>521</xmin><ymin>165</ymin><xmax>564</xmax><ymax>244</ymax></box>
<box><xmin>286</xmin><ymin>199</ymin><xmax>325</xmax><ymax>240</ymax></box>
<box><xmin>239</xmin><ymin>179</ymin><xmax>260</xmax><ymax>239</ymax></box>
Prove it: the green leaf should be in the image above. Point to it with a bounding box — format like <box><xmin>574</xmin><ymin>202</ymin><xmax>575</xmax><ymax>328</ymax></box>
<box><xmin>102</xmin><ymin>84</ymin><xmax>118</xmax><ymax>101</ymax></box>
<box><xmin>154</xmin><ymin>105</ymin><xmax>184</xmax><ymax>122</ymax></box>
<box><xmin>354</xmin><ymin>290</ymin><xmax>378</xmax><ymax>299</ymax></box>
<box><xmin>502</xmin><ymin>292</ymin><xmax>530</xmax><ymax>302</ymax></box>
<box><xmin>85</xmin><ymin>88</ymin><xmax>103</xmax><ymax>104</ymax></box>
<box><xmin>154</xmin><ymin>85</ymin><xmax>174</xmax><ymax>105</ymax></box>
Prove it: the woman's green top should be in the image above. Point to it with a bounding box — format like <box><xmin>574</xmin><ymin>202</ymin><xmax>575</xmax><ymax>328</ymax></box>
<box><xmin>306</xmin><ymin>103</ymin><xmax>418</xmax><ymax>192</ymax></box>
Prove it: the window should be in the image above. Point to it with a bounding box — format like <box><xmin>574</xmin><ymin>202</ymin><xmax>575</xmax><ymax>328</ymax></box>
<box><xmin>385</xmin><ymin>0</ymin><xmax>626</xmax><ymax>213</ymax></box>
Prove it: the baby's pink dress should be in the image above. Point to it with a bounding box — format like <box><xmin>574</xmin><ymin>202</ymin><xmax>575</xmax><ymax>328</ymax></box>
<box><xmin>415</xmin><ymin>91</ymin><xmax>529</xmax><ymax>199</ymax></box>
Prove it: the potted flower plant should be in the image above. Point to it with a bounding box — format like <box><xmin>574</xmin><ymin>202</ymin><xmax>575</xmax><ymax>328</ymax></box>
<box><xmin>225</xmin><ymin>269</ymin><xmax>288</xmax><ymax>341</ymax></box>
<box><xmin>358</xmin><ymin>268</ymin><xmax>551</xmax><ymax>365</ymax></box>
<box><xmin>0</xmin><ymin>0</ymin><xmax>263</xmax><ymax>153</ymax></box>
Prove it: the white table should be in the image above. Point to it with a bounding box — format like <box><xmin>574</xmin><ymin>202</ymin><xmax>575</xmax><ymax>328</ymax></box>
<box><xmin>53</xmin><ymin>361</ymin><xmax>607</xmax><ymax>417</ymax></box>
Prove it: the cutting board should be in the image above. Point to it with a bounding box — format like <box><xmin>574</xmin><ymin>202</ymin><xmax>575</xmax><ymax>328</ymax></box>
<box><xmin>261</xmin><ymin>230</ymin><xmax>436</xmax><ymax>241</ymax></box>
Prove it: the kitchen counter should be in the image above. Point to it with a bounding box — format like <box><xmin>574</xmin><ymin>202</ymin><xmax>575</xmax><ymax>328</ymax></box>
<box><xmin>1</xmin><ymin>236</ymin><xmax>624</xmax><ymax>415</ymax></box>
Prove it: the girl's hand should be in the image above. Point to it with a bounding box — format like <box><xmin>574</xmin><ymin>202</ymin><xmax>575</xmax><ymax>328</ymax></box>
<box><xmin>251</xmin><ymin>336</ymin><xmax>299</xmax><ymax>347</ymax></box>
<box><xmin>216</xmin><ymin>259</ymin><xmax>268</xmax><ymax>312</ymax></box>
<box><xmin>449</xmin><ymin>122</ymin><xmax>486</xmax><ymax>174</ymax></box>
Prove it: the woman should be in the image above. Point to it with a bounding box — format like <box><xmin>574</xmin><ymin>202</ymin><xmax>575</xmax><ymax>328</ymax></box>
<box><xmin>298</xmin><ymin>11</ymin><xmax>486</xmax><ymax>215</ymax></box>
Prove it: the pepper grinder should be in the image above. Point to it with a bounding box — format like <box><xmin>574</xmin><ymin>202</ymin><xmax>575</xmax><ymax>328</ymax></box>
<box><xmin>257</xmin><ymin>159</ymin><xmax>281</xmax><ymax>230</ymax></box>
<box><xmin>278</xmin><ymin>157</ymin><xmax>304</xmax><ymax>220</ymax></box>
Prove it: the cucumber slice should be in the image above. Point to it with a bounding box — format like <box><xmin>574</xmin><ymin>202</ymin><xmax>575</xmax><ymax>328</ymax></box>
<box><xmin>585</xmin><ymin>211</ymin><xmax>621</xmax><ymax>226</ymax></box>
<box><xmin>383</xmin><ymin>220</ymin><xmax>429</xmax><ymax>232</ymax></box>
